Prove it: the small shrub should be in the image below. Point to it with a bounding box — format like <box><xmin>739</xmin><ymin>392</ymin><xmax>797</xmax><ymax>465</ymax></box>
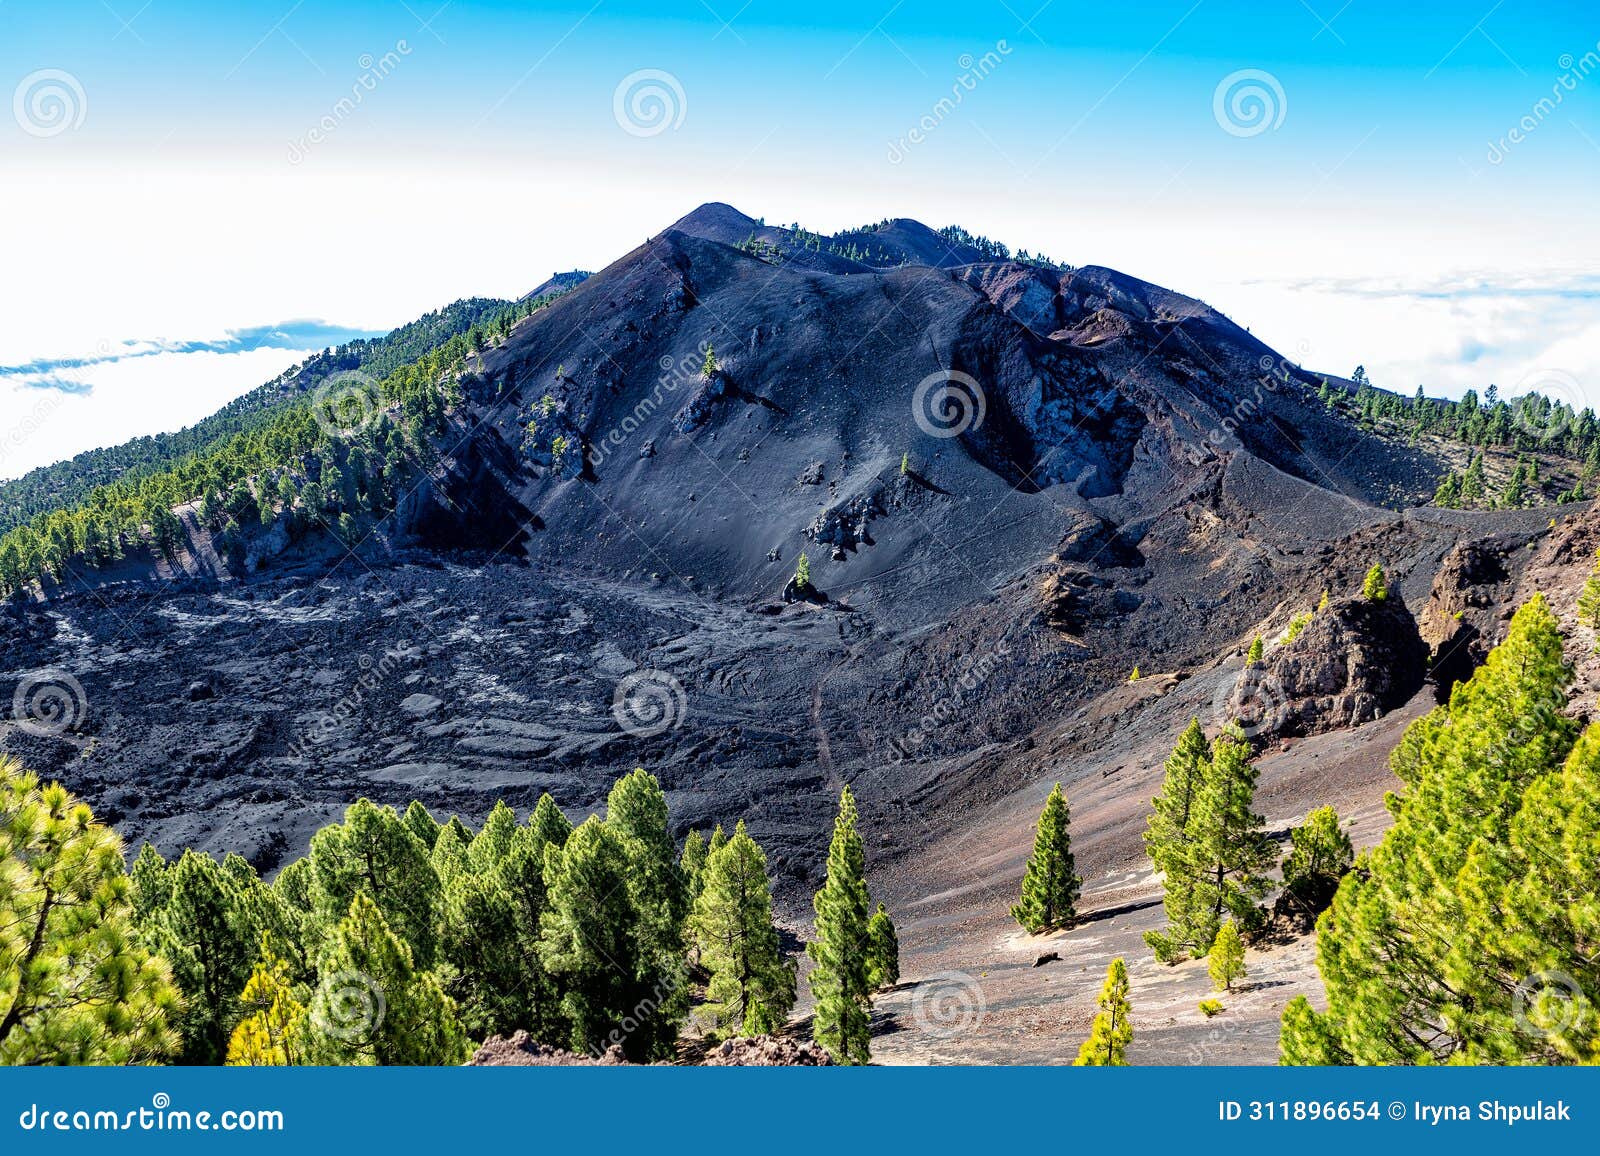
<box><xmin>1199</xmin><ymin>999</ymin><xmax>1224</xmax><ymax>1017</ymax></box>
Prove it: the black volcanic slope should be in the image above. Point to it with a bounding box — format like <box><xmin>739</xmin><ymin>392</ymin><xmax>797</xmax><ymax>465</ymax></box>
<box><xmin>0</xmin><ymin>203</ymin><xmax>1553</xmax><ymax>899</ymax></box>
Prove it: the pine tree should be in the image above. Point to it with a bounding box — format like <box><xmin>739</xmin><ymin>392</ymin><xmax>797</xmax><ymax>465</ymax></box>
<box><xmin>150</xmin><ymin>848</ymin><xmax>260</xmax><ymax>1063</ymax></box>
<box><xmin>1280</xmin><ymin>596</ymin><xmax>1576</xmax><ymax>1064</ymax></box>
<box><xmin>795</xmin><ymin>552</ymin><xmax>811</xmax><ymax>591</ymax></box>
<box><xmin>1075</xmin><ymin>958</ymin><xmax>1133</xmax><ymax>1066</ymax></box>
<box><xmin>1578</xmin><ymin>550</ymin><xmax>1600</xmax><ymax>628</ymax></box>
<box><xmin>865</xmin><ymin>903</ymin><xmax>900</xmax><ymax>989</ymax></box>
<box><xmin>1143</xmin><ymin>719</ymin><xmax>1210</xmax><ymax>962</ymax></box>
<box><xmin>308</xmin><ymin>799</ymin><xmax>441</xmax><ymax>968</ymax></box>
<box><xmin>808</xmin><ymin>786</ymin><xmax>873</xmax><ymax>1065</ymax></box>
<box><xmin>468</xmin><ymin>799</ymin><xmax>518</xmax><ymax>873</ymax></box>
<box><xmin>1208</xmin><ymin>921</ymin><xmax>1246</xmax><ymax>991</ymax></box>
<box><xmin>541</xmin><ymin>816</ymin><xmax>684</xmax><ymax>1060</ymax></box>
<box><xmin>437</xmin><ymin>862</ymin><xmax>527</xmax><ymax>1039</ymax></box>
<box><xmin>429</xmin><ymin>818</ymin><xmax>471</xmax><ymax>888</ymax></box>
<box><xmin>226</xmin><ymin>935</ymin><xmax>308</xmax><ymax>1065</ymax></box>
<box><xmin>1146</xmin><ymin>725</ymin><xmax>1272</xmax><ymax>960</ymax></box>
<box><xmin>701</xmin><ymin>344</ymin><xmax>718</xmax><ymax>378</ymax></box>
<box><xmin>0</xmin><ymin>759</ymin><xmax>180</xmax><ymax>1064</ymax></box>
<box><xmin>402</xmin><ymin>800</ymin><xmax>440</xmax><ymax>849</ymax></box>
<box><xmin>691</xmin><ymin>822</ymin><xmax>796</xmax><ymax>1036</ymax></box>
<box><xmin>528</xmin><ymin>792</ymin><xmax>573</xmax><ymax>849</ymax></box>
<box><xmin>1010</xmin><ymin>783</ymin><xmax>1080</xmax><ymax>933</ymax></box>
<box><xmin>307</xmin><ymin>893</ymin><xmax>467</xmax><ymax>1065</ymax></box>
<box><xmin>680</xmin><ymin>829</ymin><xmax>709</xmax><ymax>904</ymax></box>
<box><xmin>606</xmin><ymin>769</ymin><xmax>690</xmax><ymax>969</ymax></box>
<box><xmin>1279</xmin><ymin>806</ymin><xmax>1352</xmax><ymax>916</ymax></box>
<box><xmin>1317</xmin><ymin>589</ymin><xmax>1330</xmax><ymax>612</ymax></box>
<box><xmin>1245</xmin><ymin>636</ymin><xmax>1264</xmax><ymax>667</ymax></box>
<box><xmin>1361</xmin><ymin>563</ymin><xmax>1387</xmax><ymax>601</ymax></box>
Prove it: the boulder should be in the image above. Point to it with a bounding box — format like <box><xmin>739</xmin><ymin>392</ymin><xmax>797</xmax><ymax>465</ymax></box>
<box><xmin>1256</xmin><ymin>595</ymin><xmax>1429</xmax><ymax>737</ymax></box>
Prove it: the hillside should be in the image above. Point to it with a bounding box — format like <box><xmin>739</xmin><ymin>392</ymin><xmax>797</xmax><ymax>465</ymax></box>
<box><xmin>2</xmin><ymin>202</ymin><xmax>1594</xmax><ymax>1064</ymax></box>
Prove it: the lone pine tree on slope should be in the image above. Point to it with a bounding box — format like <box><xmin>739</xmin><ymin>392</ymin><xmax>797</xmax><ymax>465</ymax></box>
<box><xmin>1144</xmin><ymin>722</ymin><xmax>1273</xmax><ymax>962</ymax></box>
<box><xmin>808</xmin><ymin>785</ymin><xmax>873</xmax><ymax>1065</ymax></box>
<box><xmin>1010</xmin><ymin>783</ymin><xmax>1081</xmax><ymax>934</ymax></box>
<box><xmin>1075</xmin><ymin>957</ymin><xmax>1133</xmax><ymax>1066</ymax></box>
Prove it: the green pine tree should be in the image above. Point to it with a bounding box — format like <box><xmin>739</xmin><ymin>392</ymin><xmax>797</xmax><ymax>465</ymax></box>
<box><xmin>865</xmin><ymin>903</ymin><xmax>900</xmax><ymax>990</ymax></box>
<box><xmin>540</xmin><ymin>816</ymin><xmax>684</xmax><ymax>1061</ymax></box>
<box><xmin>1280</xmin><ymin>595</ymin><xmax>1577</xmax><ymax>1064</ymax></box>
<box><xmin>1075</xmin><ymin>958</ymin><xmax>1133</xmax><ymax>1066</ymax></box>
<box><xmin>1010</xmin><ymin>783</ymin><xmax>1081</xmax><ymax>933</ymax></box>
<box><xmin>680</xmin><ymin>828</ymin><xmax>709</xmax><ymax>904</ymax></box>
<box><xmin>307</xmin><ymin>893</ymin><xmax>467</xmax><ymax>1065</ymax></box>
<box><xmin>0</xmin><ymin>760</ymin><xmax>180</xmax><ymax>1064</ymax></box>
<box><xmin>691</xmin><ymin>822</ymin><xmax>796</xmax><ymax>1036</ymax></box>
<box><xmin>308</xmin><ymin>799</ymin><xmax>441</xmax><ymax>968</ymax></box>
<box><xmin>808</xmin><ymin>786</ymin><xmax>873</xmax><ymax>1065</ymax></box>
<box><xmin>1245</xmin><ymin>636</ymin><xmax>1264</xmax><ymax>667</ymax></box>
<box><xmin>1208</xmin><ymin>921</ymin><xmax>1246</xmax><ymax>991</ymax></box>
<box><xmin>1361</xmin><ymin>563</ymin><xmax>1387</xmax><ymax>601</ymax></box>
<box><xmin>1279</xmin><ymin>806</ymin><xmax>1352</xmax><ymax>916</ymax></box>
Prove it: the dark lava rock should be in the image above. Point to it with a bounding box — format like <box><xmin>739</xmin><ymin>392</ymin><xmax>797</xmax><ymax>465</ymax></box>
<box><xmin>1033</xmin><ymin>951</ymin><xmax>1061</xmax><ymax>968</ymax></box>
<box><xmin>1259</xmin><ymin>595</ymin><xmax>1429</xmax><ymax>737</ymax></box>
<box><xmin>187</xmin><ymin>680</ymin><xmax>216</xmax><ymax>702</ymax></box>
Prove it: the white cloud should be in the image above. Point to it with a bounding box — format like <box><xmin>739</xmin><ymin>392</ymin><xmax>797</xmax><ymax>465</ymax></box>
<box><xmin>0</xmin><ymin>347</ymin><xmax>317</xmax><ymax>481</ymax></box>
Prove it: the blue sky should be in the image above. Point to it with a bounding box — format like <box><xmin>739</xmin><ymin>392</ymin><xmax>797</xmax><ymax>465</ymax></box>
<box><xmin>3</xmin><ymin>0</ymin><xmax>1599</xmax><ymax>474</ymax></box>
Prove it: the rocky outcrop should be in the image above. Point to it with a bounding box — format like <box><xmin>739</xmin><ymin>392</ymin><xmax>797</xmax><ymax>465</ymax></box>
<box><xmin>700</xmin><ymin>1036</ymin><xmax>833</xmax><ymax>1065</ymax></box>
<box><xmin>1258</xmin><ymin>595</ymin><xmax>1429</xmax><ymax>736</ymax></box>
<box><xmin>1417</xmin><ymin>536</ymin><xmax>1519</xmax><ymax>694</ymax></box>
<box><xmin>468</xmin><ymin>1032</ymin><xmax>630</xmax><ymax>1066</ymax></box>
